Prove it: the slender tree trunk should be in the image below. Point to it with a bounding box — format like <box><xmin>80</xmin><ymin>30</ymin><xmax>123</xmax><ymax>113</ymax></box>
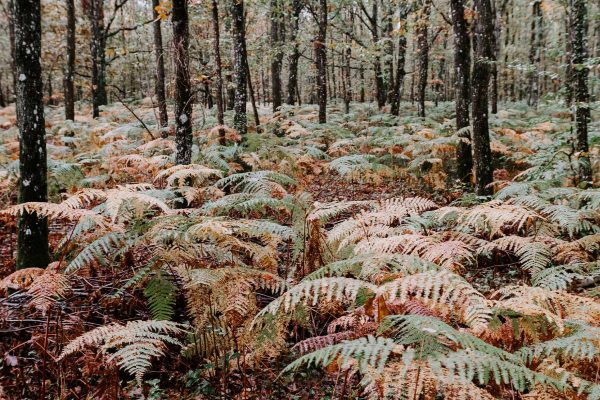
<box><xmin>64</xmin><ymin>0</ymin><xmax>76</xmax><ymax>120</ymax></box>
<box><xmin>270</xmin><ymin>0</ymin><xmax>283</xmax><ymax>111</ymax></box>
<box><xmin>383</xmin><ymin>1</ymin><xmax>395</xmax><ymax>103</ymax></box>
<box><xmin>226</xmin><ymin>72</ymin><xmax>235</xmax><ymax>110</ymax></box>
<box><xmin>450</xmin><ymin>0</ymin><xmax>473</xmax><ymax>184</ymax></box>
<box><xmin>527</xmin><ymin>0</ymin><xmax>542</xmax><ymax>108</ymax></box>
<box><xmin>471</xmin><ymin>0</ymin><xmax>495</xmax><ymax>195</ymax></box>
<box><xmin>231</xmin><ymin>0</ymin><xmax>248</xmax><ymax>134</ymax></box>
<box><xmin>359</xmin><ymin>63</ymin><xmax>365</xmax><ymax>102</ymax></box>
<box><xmin>415</xmin><ymin>0</ymin><xmax>432</xmax><ymax>117</ymax></box>
<box><xmin>152</xmin><ymin>0</ymin><xmax>168</xmax><ymax>127</ymax></box>
<box><xmin>489</xmin><ymin>0</ymin><xmax>499</xmax><ymax>114</ymax></box>
<box><xmin>172</xmin><ymin>0</ymin><xmax>193</xmax><ymax>164</ymax></box>
<box><xmin>286</xmin><ymin>0</ymin><xmax>302</xmax><ymax>105</ymax></box>
<box><xmin>14</xmin><ymin>0</ymin><xmax>50</xmax><ymax>269</ymax></box>
<box><xmin>315</xmin><ymin>0</ymin><xmax>327</xmax><ymax>123</ymax></box>
<box><xmin>565</xmin><ymin>11</ymin><xmax>574</xmax><ymax>106</ymax></box>
<box><xmin>211</xmin><ymin>0</ymin><xmax>225</xmax><ymax>144</ymax></box>
<box><xmin>390</xmin><ymin>3</ymin><xmax>409</xmax><ymax>116</ymax></box>
<box><xmin>370</xmin><ymin>1</ymin><xmax>385</xmax><ymax>109</ymax></box>
<box><xmin>569</xmin><ymin>0</ymin><xmax>592</xmax><ymax>184</ymax></box>
<box><xmin>89</xmin><ymin>0</ymin><xmax>107</xmax><ymax>119</ymax></box>
<box><xmin>245</xmin><ymin>56</ymin><xmax>260</xmax><ymax>130</ymax></box>
<box><xmin>343</xmin><ymin>46</ymin><xmax>351</xmax><ymax>114</ymax></box>
<box><xmin>8</xmin><ymin>0</ymin><xmax>17</xmax><ymax>106</ymax></box>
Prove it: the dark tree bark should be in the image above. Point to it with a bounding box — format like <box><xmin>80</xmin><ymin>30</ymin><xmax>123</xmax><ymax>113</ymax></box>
<box><xmin>368</xmin><ymin>0</ymin><xmax>386</xmax><ymax>109</ymax></box>
<box><xmin>390</xmin><ymin>3</ymin><xmax>409</xmax><ymax>116</ymax></box>
<box><xmin>450</xmin><ymin>0</ymin><xmax>473</xmax><ymax>184</ymax></box>
<box><xmin>152</xmin><ymin>0</ymin><xmax>168</xmax><ymax>127</ymax></box>
<box><xmin>231</xmin><ymin>0</ymin><xmax>248</xmax><ymax>134</ymax></box>
<box><xmin>286</xmin><ymin>0</ymin><xmax>302</xmax><ymax>105</ymax></box>
<box><xmin>89</xmin><ymin>0</ymin><xmax>107</xmax><ymax>119</ymax></box>
<box><xmin>226</xmin><ymin>72</ymin><xmax>235</xmax><ymax>110</ymax></box>
<box><xmin>270</xmin><ymin>0</ymin><xmax>284</xmax><ymax>111</ymax></box>
<box><xmin>569</xmin><ymin>0</ymin><xmax>592</xmax><ymax>184</ymax></box>
<box><xmin>342</xmin><ymin>46</ymin><xmax>351</xmax><ymax>114</ymax></box>
<box><xmin>383</xmin><ymin>1</ymin><xmax>395</xmax><ymax>104</ymax></box>
<box><xmin>471</xmin><ymin>0</ymin><xmax>495</xmax><ymax>195</ymax></box>
<box><xmin>14</xmin><ymin>0</ymin><xmax>50</xmax><ymax>269</ymax></box>
<box><xmin>172</xmin><ymin>0</ymin><xmax>193</xmax><ymax>164</ymax></box>
<box><xmin>415</xmin><ymin>0</ymin><xmax>432</xmax><ymax>117</ymax></box>
<box><xmin>245</xmin><ymin>56</ymin><xmax>261</xmax><ymax>131</ymax></box>
<box><xmin>359</xmin><ymin>63</ymin><xmax>365</xmax><ymax>103</ymax></box>
<box><xmin>527</xmin><ymin>0</ymin><xmax>543</xmax><ymax>108</ymax></box>
<box><xmin>211</xmin><ymin>0</ymin><xmax>225</xmax><ymax>143</ymax></box>
<box><xmin>315</xmin><ymin>0</ymin><xmax>328</xmax><ymax>123</ymax></box>
<box><xmin>64</xmin><ymin>0</ymin><xmax>76</xmax><ymax>120</ymax></box>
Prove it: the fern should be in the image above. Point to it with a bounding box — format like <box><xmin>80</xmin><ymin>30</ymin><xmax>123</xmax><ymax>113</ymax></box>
<box><xmin>144</xmin><ymin>274</ymin><xmax>177</xmax><ymax>320</ymax></box>
<box><xmin>479</xmin><ymin>236</ymin><xmax>552</xmax><ymax>275</ymax></box>
<box><xmin>519</xmin><ymin>321</ymin><xmax>600</xmax><ymax>362</ymax></box>
<box><xmin>282</xmin><ymin>335</ymin><xmax>399</xmax><ymax>374</ymax></box>
<box><xmin>60</xmin><ymin>320</ymin><xmax>187</xmax><ymax>383</ymax></box>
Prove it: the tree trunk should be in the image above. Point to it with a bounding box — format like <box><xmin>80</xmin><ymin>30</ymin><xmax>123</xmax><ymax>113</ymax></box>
<box><xmin>527</xmin><ymin>0</ymin><xmax>542</xmax><ymax>108</ymax></box>
<box><xmin>415</xmin><ymin>0</ymin><xmax>432</xmax><ymax>117</ymax></box>
<box><xmin>390</xmin><ymin>3</ymin><xmax>409</xmax><ymax>116</ymax></box>
<box><xmin>270</xmin><ymin>0</ymin><xmax>284</xmax><ymax>111</ymax></box>
<box><xmin>569</xmin><ymin>0</ymin><xmax>592</xmax><ymax>184</ymax></box>
<box><xmin>359</xmin><ymin>63</ymin><xmax>365</xmax><ymax>103</ymax></box>
<box><xmin>450</xmin><ymin>0</ymin><xmax>473</xmax><ymax>184</ymax></box>
<box><xmin>489</xmin><ymin>0</ymin><xmax>499</xmax><ymax>114</ymax></box>
<box><xmin>471</xmin><ymin>0</ymin><xmax>495</xmax><ymax>195</ymax></box>
<box><xmin>286</xmin><ymin>0</ymin><xmax>302</xmax><ymax>105</ymax></box>
<box><xmin>8</xmin><ymin>0</ymin><xmax>17</xmax><ymax>106</ymax></box>
<box><xmin>383</xmin><ymin>1</ymin><xmax>395</xmax><ymax>104</ymax></box>
<box><xmin>14</xmin><ymin>0</ymin><xmax>50</xmax><ymax>269</ymax></box>
<box><xmin>172</xmin><ymin>0</ymin><xmax>193</xmax><ymax>164</ymax></box>
<box><xmin>64</xmin><ymin>0</ymin><xmax>76</xmax><ymax>120</ymax></box>
<box><xmin>565</xmin><ymin>11</ymin><xmax>574</xmax><ymax>106</ymax></box>
<box><xmin>226</xmin><ymin>72</ymin><xmax>235</xmax><ymax>110</ymax></box>
<box><xmin>231</xmin><ymin>0</ymin><xmax>248</xmax><ymax>134</ymax></box>
<box><xmin>89</xmin><ymin>0</ymin><xmax>107</xmax><ymax>119</ymax></box>
<box><xmin>152</xmin><ymin>0</ymin><xmax>168</xmax><ymax>127</ymax></box>
<box><xmin>371</xmin><ymin>1</ymin><xmax>385</xmax><ymax>109</ymax></box>
<box><xmin>315</xmin><ymin>0</ymin><xmax>327</xmax><ymax>123</ymax></box>
<box><xmin>211</xmin><ymin>0</ymin><xmax>225</xmax><ymax>143</ymax></box>
<box><xmin>245</xmin><ymin>56</ymin><xmax>261</xmax><ymax>131</ymax></box>
<box><xmin>343</xmin><ymin>46</ymin><xmax>351</xmax><ymax>114</ymax></box>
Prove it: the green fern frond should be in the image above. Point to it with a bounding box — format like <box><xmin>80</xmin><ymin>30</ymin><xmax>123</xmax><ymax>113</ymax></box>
<box><xmin>282</xmin><ymin>335</ymin><xmax>398</xmax><ymax>375</ymax></box>
<box><xmin>144</xmin><ymin>274</ymin><xmax>177</xmax><ymax>320</ymax></box>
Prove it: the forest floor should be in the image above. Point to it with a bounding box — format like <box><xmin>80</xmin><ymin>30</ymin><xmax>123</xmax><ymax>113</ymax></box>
<box><xmin>0</xmin><ymin>99</ymin><xmax>599</xmax><ymax>399</ymax></box>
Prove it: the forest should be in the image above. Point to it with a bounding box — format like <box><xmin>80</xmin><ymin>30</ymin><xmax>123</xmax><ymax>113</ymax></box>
<box><xmin>0</xmin><ymin>0</ymin><xmax>599</xmax><ymax>398</ymax></box>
